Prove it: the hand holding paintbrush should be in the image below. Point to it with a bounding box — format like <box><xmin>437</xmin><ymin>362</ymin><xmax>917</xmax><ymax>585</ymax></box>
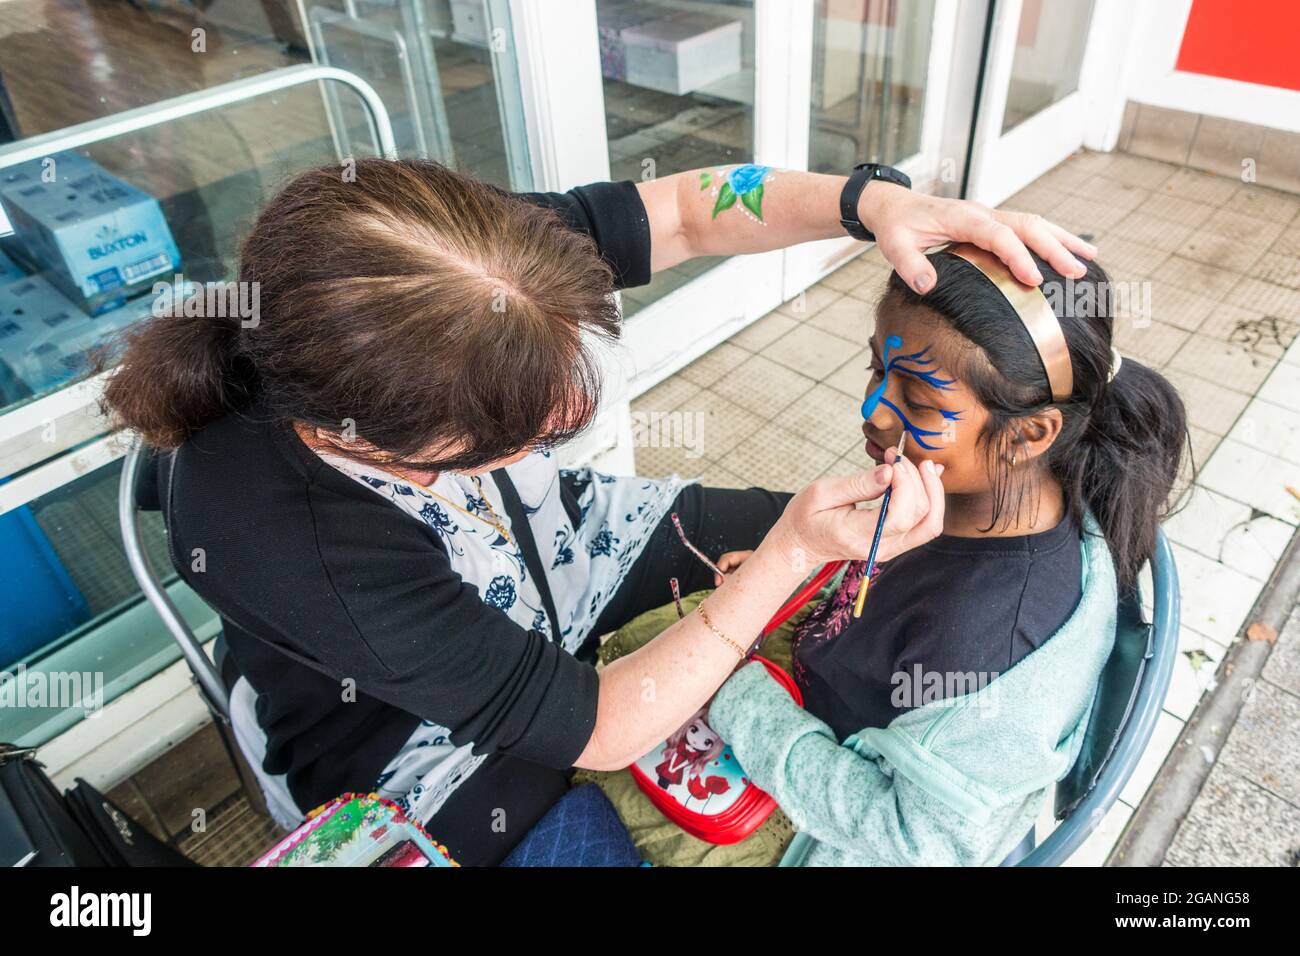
<box><xmin>853</xmin><ymin>431</ymin><xmax>908</xmax><ymax>618</ymax></box>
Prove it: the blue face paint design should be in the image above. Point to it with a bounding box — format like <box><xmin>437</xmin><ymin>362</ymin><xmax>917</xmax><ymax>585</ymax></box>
<box><xmin>860</xmin><ymin>335</ymin><xmax>964</xmax><ymax>451</ymax></box>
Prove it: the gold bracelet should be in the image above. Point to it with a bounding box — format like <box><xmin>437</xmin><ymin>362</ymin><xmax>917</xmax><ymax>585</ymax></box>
<box><xmin>696</xmin><ymin>599</ymin><xmax>747</xmax><ymax>659</ymax></box>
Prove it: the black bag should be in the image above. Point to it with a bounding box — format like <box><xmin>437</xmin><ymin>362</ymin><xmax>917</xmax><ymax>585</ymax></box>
<box><xmin>0</xmin><ymin>743</ymin><xmax>195</xmax><ymax>867</ymax></box>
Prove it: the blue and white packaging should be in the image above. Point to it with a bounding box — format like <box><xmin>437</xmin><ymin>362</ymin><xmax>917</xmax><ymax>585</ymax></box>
<box><xmin>0</xmin><ymin>274</ymin><xmax>159</xmax><ymax>403</ymax></box>
<box><xmin>0</xmin><ymin>151</ymin><xmax>181</xmax><ymax>316</ymax></box>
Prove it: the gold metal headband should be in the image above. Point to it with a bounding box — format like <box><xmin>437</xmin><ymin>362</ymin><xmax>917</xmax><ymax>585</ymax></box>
<box><xmin>944</xmin><ymin>243</ymin><xmax>1074</xmax><ymax>404</ymax></box>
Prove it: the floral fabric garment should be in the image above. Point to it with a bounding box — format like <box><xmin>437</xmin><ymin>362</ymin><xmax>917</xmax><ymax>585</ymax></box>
<box><xmin>317</xmin><ymin>448</ymin><xmax>693</xmax><ymax>822</ymax></box>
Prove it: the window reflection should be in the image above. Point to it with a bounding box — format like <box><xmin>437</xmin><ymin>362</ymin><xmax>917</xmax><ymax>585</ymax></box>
<box><xmin>1002</xmin><ymin>0</ymin><xmax>1095</xmax><ymax>133</ymax></box>
<box><xmin>810</xmin><ymin>0</ymin><xmax>935</xmax><ymax>172</ymax></box>
<box><xmin>596</xmin><ymin>0</ymin><xmax>755</xmax><ymax>315</ymax></box>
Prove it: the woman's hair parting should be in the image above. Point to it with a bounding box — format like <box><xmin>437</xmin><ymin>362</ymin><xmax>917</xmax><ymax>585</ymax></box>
<box><xmin>882</xmin><ymin>253</ymin><xmax>1189</xmax><ymax>592</ymax></box>
<box><xmin>100</xmin><ymin>158</ymin><xmax>622</xmax><ymax>473</ymax></box>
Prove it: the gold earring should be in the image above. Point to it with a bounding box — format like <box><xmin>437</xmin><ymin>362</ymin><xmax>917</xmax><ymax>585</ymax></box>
<box><xmin>1010</xmin><ymin>448</ymin><xmax>1018</xmax><ymax>468</ymax></box>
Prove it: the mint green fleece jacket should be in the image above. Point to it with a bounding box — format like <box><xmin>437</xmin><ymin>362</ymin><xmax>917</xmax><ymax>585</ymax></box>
<box><xmin>708</xmin><ymin>515</ymin><xmax>1118</xmax><ymax>867</ymax></box>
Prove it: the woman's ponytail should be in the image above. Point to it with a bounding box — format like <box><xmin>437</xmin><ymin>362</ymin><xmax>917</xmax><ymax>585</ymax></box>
<box><xmin>1058</xmin><ymin>357</ymin><xmax>1187</xmax><ymax>592</ymax></box>
<box><xmin>98</xmin><ymin>306</ymin><xmax>254</xmax><ymax>449</ymax></box>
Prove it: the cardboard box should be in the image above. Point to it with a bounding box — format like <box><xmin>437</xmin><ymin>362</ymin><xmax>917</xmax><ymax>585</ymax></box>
<box><xmin>0</xmin><ymin>274</ymin><xmax>154</xmax><ymax>403</ymax></box>
<box><xmin>0</xmin><ymin>152</ymin><xmax>180</xmax><ymax>316</ymax></box>
<box><xmin>622</xmin><ymin>11</ymin><xmax>742</xmax><ymax>95</ymax></box>
<box><xmin>449</xmin><ymin>0</ymin><xmax>489</xmax><ymax>47</ymax></box>
<box><xmin>597</xmin><ymin>1</ymin><xmax>662</xmax><ymax>82</ymax></box>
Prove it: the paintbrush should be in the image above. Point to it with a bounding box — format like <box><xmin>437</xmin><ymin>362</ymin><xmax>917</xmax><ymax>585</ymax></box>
<box><xmin>853</xmin><ymin>431</ymin><xmax>907</xmax><ymax>618</ymax></box>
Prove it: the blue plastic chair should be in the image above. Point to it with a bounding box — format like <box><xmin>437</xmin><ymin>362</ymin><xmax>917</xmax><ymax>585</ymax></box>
<box><xmin>1001</xmin><ymin>528</ymin><xmax>1180</xmax><ymax>865</ymax></box>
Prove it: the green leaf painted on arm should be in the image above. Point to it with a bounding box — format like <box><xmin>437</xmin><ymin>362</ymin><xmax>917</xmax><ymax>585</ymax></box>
<box><xmin>739</xmin><ymin>183</ymin><xmax>764</xmax><ymax>221</ymax></box>
<box><xmin>699</xmin><ymin>171</ymin><xmax>712</xmax><ymax>190</ymax></box>
<box><xmin>712</xmin><ymin>182</ymin><xmax>737</xmax><ymax>219</ymax></box>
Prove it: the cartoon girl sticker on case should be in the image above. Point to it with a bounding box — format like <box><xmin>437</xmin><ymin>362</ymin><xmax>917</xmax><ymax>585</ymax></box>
<box><xmin>654</xmin><ymin>710</ymin><xmax>729</xmax><ymax>805</ymax></box>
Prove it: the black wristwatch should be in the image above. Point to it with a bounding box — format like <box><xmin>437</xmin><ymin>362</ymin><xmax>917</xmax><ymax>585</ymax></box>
<box><xmin>839</xmin><ymin>162</ymin><xmax>912</xmax><ymax>241</ymax></box>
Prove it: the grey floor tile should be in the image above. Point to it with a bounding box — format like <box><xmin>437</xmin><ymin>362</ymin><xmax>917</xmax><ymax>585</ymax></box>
<box><xmin>763</xmin><ymin>322</ymin><xmax>860</xmax><ymax>381</ymax></box>
<box><xmin>1166</xmin><ymin>333</ymin><xmax>1279</xmax><ymax>395</ymax></box>
<box><xmin>1094</xmin><ymin>235</ymin><xmax>1171</xmax><ymax>280</ymax></box>
<box><xmin>177</xmin><ymin>794</ymin><xmax>286</xmax><ymax>867</ymax></box>
<box><xmin>1112</xmin><ymin>211</ymin><xmax>1195</xmax><ymax>253</ymax></box>
<box><xmin>729</xmin><ymin>310</ymin><xmax>799</xmax><ymax>352</ymax></box>
<box><xmin>727</xmin><ymin>422</ymin><xmax>839</xmax><ymax>493</ymax></box>
<box><xmin>818</xmin><ymin>256</ymin><xmax>889</xmax><ymax>296</ymax></box>
<box><xmin>776</xmin><ymin>284</ymin><xmax>842</xmax><ymax>321</ymax></box>
<box><xmin>670</xmin><ymin>387</ymin><xmax>768</xmax><ymax>460</ymax></box>
<box><xmin>1166</xmin><ymin>763</ymin><xmax>1300</xmax><ymax>867</ymax></box>
<box><xmin>710</xmin><ymin>353</ymin><xmax>817</xmax><ymax>421</ymax></box>
<box><xmin>1162</xmin><ymin>367</ymin><xmax>1252</xmax><ymax>436</ymax></box>
<box><xmin>1217</xmin><ymin>680</ymin><xmax>1300</xmax><ymax>807</ymax></box>
<box><xmin>130</xmin><ymin>723</ymin><xmax>241</xmax><ymax>839</ymax></box>
<box><xmin>1261</xmin><ymin>605</ymin><xmax>1300</xmax><ymax>699</ymax></box>
<box><xmin>633</xmin><ymin>375</ymin><xmax>702</xmax><ymax>415</ymax></box>
<box><xmin>1176</xmin><ymin>229</ymin><xmax>1268</xmax><ymax>275</ymax></box>
<box><xmin>1136</xmin><ymin>192</ymin><xmax>1217</xmax><ymax>229</ymax></box>
<box><xmin>1113</xmin><ymin>318</ymin><xmax>1189</xmax><ymax>369</ymax></box>
<box><xmin>1156</xmin><ymin>167</ymin><xmax>1242</xmax><ymax>207</ymax></box>
<box><xmin>1199</xmin><ymin>304</ymin><xmax>1299</xmax><ymax>361</ymax></box>
<box><xmin>676</xmin><ymin>340</ymin><xmax>750</xmax><ymax>388</ymax></box>
<box><xmin>1223</xmin><ymin>183</ymin><xmax>1300</xmax><ymax>226</ymax></box>
<box><xmin>1250</xmin><ymin>251</ymin><xmax>1300</xmax><ymax>291</ymax></box>
<box><xmin>771</xmin><ymin>382</ymin><xmax>868</xmax><ymax>459</ymax></box>
<box><xmin>804</xmin><ymin>292</ymin><xmax>878</xmax><ymax>342</ymax></box>
<box><xmin>821</xmin><ymin>347</ymin><xmax>874</xmax><ymax>399</ymax></box>
<box><xmin>1151</xmin><ymin>254</ymin><xmax>1244</xmax><ymax>300</ymax></box>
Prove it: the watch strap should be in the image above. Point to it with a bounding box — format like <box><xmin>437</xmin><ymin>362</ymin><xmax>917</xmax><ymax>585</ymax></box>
<box><xmin>839</xmin><ymin>163</ymin><xmax>912</xmax><ymax>242</ymax></box>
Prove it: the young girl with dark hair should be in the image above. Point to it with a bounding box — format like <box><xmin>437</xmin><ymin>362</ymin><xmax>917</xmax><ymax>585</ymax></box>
<box><xmin>584</xmin><ymin>246</ymin><xmax>1187</xmax><ymax>866</ymax></box>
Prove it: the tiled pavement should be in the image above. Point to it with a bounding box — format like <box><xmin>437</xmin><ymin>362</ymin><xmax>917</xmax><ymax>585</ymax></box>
<box><xmin>632</xmin><ymin>148</ymin><xmax>1300</xmax><ymax>865</ymax></box>
<box><xmin>1165</xmin><ymin>601</ymin><xmax>1300</xmax><ymax>867</ymax></box>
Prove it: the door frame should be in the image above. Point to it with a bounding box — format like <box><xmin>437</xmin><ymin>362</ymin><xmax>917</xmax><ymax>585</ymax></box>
<box><xmin>963</xmin><ymin>0</ymin><xmax>1133</xmax><ymax>206</ymax></box>
<box><xmin>780</xmin><ymin>0</ymin><xmax>965</xmax><ymax>295</ymax></box>
<box><xmin>510</xmin><ymin>0</ymin><xmax>804</xmax><ymax>470</ymax></box>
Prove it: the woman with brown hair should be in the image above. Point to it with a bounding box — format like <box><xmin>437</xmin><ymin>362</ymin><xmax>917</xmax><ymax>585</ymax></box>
<box><xmin>102</xmin><ymin>158</ymin><xmax>1093</xmax><ymax>864</ymax></box>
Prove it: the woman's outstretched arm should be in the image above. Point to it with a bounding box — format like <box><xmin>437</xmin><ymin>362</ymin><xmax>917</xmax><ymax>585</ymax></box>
<box><xmin>635</xmin><ymin>166</ymin><xmax>1096</xmax><ymax>296</ymax></box>
<box><xmin>573</xmin><ymin>454</ymin><xmax>945</xmax><ymax>771</ymax></box>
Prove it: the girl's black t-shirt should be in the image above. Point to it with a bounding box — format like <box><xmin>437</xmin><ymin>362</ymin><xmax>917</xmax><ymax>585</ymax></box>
<box><xmin>792</xmin><ymin>511</ymin><xmax>1085</xmax><ymax>742</ymax></box>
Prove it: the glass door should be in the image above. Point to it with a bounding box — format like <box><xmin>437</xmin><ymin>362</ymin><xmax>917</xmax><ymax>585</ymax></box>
<box><xmin>0</xmin><ymin>0</ymin><xmax>534</xmax><ymax>741</ymax></box>
<box><xmin>964</xmin><ymin>0</ymin><xmax>1106</xmax><ymax>205</ymax></box>
<box><xmin>527</xmin><ymin>1</ymin><xmax>971</xmax><ymax>453</ymax></box>
<box><xmin>579</xmin><ymin>0</ymin><xmax>793</xmax><ymax>402</ymax></box>
<box><xmin>780</xmin><ymin>0</ymin><xmax>960</xmax><ymax>296</ymax></box>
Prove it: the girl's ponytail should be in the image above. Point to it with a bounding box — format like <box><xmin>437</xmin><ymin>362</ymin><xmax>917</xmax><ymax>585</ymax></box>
<box><xmin>1059</xmin><ymin>357</ymin><xmax>1187</xmax><ymax>592</ymax></box>
<box><xmin>99</xmin><ymin>306</ymin><xmax>255</xmax><ymax>449</ymax></box>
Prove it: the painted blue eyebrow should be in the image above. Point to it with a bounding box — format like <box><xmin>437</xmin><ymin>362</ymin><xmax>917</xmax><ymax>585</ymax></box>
<box><xmin>889</xmin><ymin>345</ymin><xmax>958</xmax><ymax>390</ymax></box>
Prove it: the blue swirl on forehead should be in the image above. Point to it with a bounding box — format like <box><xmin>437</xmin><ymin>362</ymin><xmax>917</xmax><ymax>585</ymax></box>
<box><xmin>860</xmin><ymin>334</ymin><xmax>902</xmax><ymax>420</ymax></box>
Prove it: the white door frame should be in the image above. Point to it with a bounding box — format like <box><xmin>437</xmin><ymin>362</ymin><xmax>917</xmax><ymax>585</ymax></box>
<box><xmin>511</xmin><ymin>0</ymin><xmax>803</xmax><ymax>469</ymax></box>
<box><xmin>781</xmin><ymin>0</ymin><xmax>964</xmax><ymax>296</ymax></box>
<box><xmin>965</xmin><ymin>0</ymin><xmax>1132</xmax><ymax>206</ymax></box>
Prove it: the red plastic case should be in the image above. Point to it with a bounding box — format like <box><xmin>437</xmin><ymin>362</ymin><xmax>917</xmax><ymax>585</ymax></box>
<box><xmin>629</xmin><ymin>655</ymin><xmax>803</xmax><ymax>845</ymax></box>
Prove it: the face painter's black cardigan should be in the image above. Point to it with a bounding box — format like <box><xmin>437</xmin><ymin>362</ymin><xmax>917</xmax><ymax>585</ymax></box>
<box><xmin>162</xmin><ymin>181</ymin><xmax>652</xmax><ymax>861</ymax></box>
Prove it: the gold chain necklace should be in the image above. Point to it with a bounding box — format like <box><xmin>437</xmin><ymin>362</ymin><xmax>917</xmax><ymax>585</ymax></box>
<box><xmin>405</xmin><ymin>473</ymin><xmax>513</xmax><ymax>546</ymax></box>
<box><xmin>300</xmin><ymin>426</ymin><xmax>515</xmax><ymax>545</ymax></box>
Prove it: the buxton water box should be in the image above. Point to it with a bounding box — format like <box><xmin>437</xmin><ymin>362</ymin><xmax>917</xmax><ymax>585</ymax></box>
<box><xmin>0</xmin><ymin>151</ymin><xmax>180</xmax><ymax>315</ymax></box>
